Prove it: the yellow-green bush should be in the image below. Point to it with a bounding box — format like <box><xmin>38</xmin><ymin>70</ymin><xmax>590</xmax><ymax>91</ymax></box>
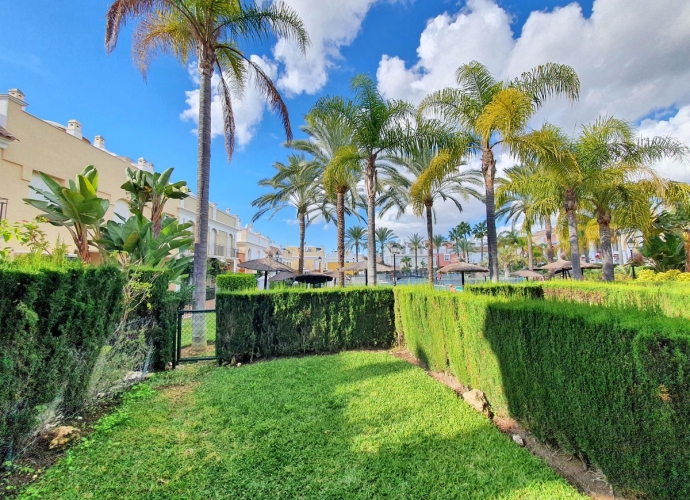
<box><xmin>636</xmin><ymin>268</ymin><xmax>690</xmax><ymax>282</ymax></box>
<box><xmin>394</xmin><ymin>287</ymin><xmax>690</xmax><ymax>499</ymax></box>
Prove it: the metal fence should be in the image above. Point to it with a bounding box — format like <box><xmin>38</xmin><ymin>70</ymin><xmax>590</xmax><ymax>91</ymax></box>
<box><xmin>174</xmin><ymin>309</ymin><xmax>217</xmax><ymax>366</ymax></box>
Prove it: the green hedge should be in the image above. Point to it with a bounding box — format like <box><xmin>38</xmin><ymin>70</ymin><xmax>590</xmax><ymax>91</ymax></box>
<box><xmin>465</xmin><ymin>283</ymin><xmax>544</xmax><ymax>299</ymax></box>
<box><xmin>131</xmin><ymin>269</ymin><xmax>180</xmax><ymax>371</ymax></box>
<box><xmin>0</xmin><ymin>264</ymin><xmax>123</xmax><ymax>460</ymax></box>
<box><xmin>216</xmin><ymin>288</ymin><xmax>395</xmax><ymax>362</ymax></box>
<box><xmin>394</xmin><ymin>287</ymin><xmax>690</xmax><ymax>499</ymax></box>
<box><xmin>216</xmin><ymin>272</ymin><xmax>257</xmax><ymax>292</ymax></box>
<box><xmin>542</xmin><ymin>281</ymin><xmax>690</xmax><ymax>318</ymax></box>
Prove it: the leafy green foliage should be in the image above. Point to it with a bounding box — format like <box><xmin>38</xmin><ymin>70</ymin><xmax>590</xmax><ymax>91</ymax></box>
<box><xmin>0</xmin><ymin>263</ymin><xmax>123</xmax><ymax>460</ymax></box>
<box><xmin>216</xmin><ymin>288</ymin><xmax>395</xmax><ymax>362</ymax></box>
<box><xmin>215</xmin><ymin>272</ymin><xmax>257</xmax><ymax>292</ymax></box>
<box><xmin>21</xmin><ymin>353</ymin><xmax>584</xmax><ymax>499</ymax></box>
<box><xmin>23</xmin><ymin>166</ymin><xmax>109</xmax><ymax>263</ymax></box>
<box><xmin>394</xmin><ymin>286</ymin><xmax>690</xmax><ymax>499</ymax></box>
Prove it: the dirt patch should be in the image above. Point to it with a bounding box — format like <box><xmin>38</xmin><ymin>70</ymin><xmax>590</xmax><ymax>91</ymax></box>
<box><xmin>158</xmin><ymin>382</ymin><xmax>199</xmax><ymax>405</ymax></box>
<box><xmin>1</xmin><ymin>396</ymin><xmax>123</xmax><ymax>498</ymax></box>
<box><xmin>391</xmin><ymin>349</ymin><xmax>621</xmax><ymax>500</ymax></box>
<box><xmin>180</xmin><ymin>342</ymin><xmax>216</xmax><ymax>359</ymax></box>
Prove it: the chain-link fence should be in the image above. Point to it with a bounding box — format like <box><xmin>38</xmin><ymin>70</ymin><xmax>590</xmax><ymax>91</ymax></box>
<box><xmin>175</xmin><ymin>309</ymin><xmax>216</xmax><ymax>365</ymax></box>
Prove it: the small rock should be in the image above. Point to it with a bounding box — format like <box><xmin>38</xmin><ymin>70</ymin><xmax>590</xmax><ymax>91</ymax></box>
<box><xmin>462</xmin><ymin>389</ymin><xmax>493</xmax><ymax>418</ymax></box>
<box><xmin>76</xmin><ymin>416</ymin><xmax>83</xmax><ymax>420</ymax></box>
<box><xmin>96</xmin><ymin>392</ymin><xmax>106</xmax><ymax>399</ymax></box>
<box><xmin>48</xmin><ymin>426</ymin><xmax>81</xmax><ymax>450</ymax></box>
<box><xmin>124</xmin><ymin>371</ymin><xmax>143</xmax><ymax>382</ymax></box>
<box><xmin>512</xmin><ymin>434</ymin><xmax>525</xmax><ymax>447</ymax></box>
<box><xmin>236</xmin><ymin>363</ymin><xmax>242</xmax><ymax>368</ymax></box>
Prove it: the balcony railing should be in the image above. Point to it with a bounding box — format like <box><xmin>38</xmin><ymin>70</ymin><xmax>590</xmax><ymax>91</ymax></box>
<box><xmin>212</xmin><ymin>244</ymin><xmax>225</xmax><ymax>257</ymax></box>
<box><xmin>184</xmin><ymin>246</ymin><xmax>238</xmax><ymax>259</ymax></box>
<box><xmin>0</xmin><ymin>197</ymin><xmax>7</xmax><ymax>221</ymax></box>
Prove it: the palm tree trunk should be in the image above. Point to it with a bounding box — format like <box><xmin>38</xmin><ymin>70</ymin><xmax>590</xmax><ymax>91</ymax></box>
<box><xmin>482</xmin><ymin>148</ymin><xmax>499</xmax><ymax>282</ymax></box>
<box><xmin>480</xmin><ymin>236</ymin><xmax>484</xmax><ymax>263</ymax></box>
<box><xmin>598</xmin><ymin>210</ymin><xmax>614</xmax><ymax>281</ymax></box>
<box><xmin>355</xmin><ymin>244</ymin><xmax>359</xmax><ymax>263</ymax></box>
<box><xmin>414</xmin><ymin>249</ymin><xmax>418</xmax><ymax>275</ymax></box>
<box><xmin>365</xmin><ymin>155</ymin><xmax>377</xmax><ymax>286</ymax></box>
<box><xmin>426</xmin><ymin>204</ymin><xmax>434</xmax><ymax>286</ymax></box>
<box><xmin>544</xmin><ymin>216</ymin><xmax>555</xmax><ymax>263</ymax></box>
<box><xmin>191</xmin><ymin>57</ymin><xmax>213</xmax><ymax>351</ymax></box>
<box><xmin>298</xmin><ymin>212</ymin><xmax>305</xmax><ymax>275</ymax></box>
<box><xmin>564</xmin><ymin>189</ymin><xmax>582</xmax><ymax>280</ymax></box>
<box><xmin>684</xmin><ymin>232</ymin><xmax>690</xmax><ymax>272</ymax></box>
<box><xmin>337</xmin><ymin>191</ymin><xmax>345</xmax><ymax>287</ymax></box>
<box><xmin>527</xmin><ymin>229</ymin><xmax>534</xmax><ymax>270</ymax></box>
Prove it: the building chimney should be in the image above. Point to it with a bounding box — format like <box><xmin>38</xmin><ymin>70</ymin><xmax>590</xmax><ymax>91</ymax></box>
<box><xmin>137</xmin><ymin>157</ymin><xmax>154</xmax><ymax>173</ymax></box>
<box><xmin>66</xmin><ymin>119</ymin><xmax>82</xmax><ymax>140</ymax></box>
<box><xmin>94</xmin><ymin>135</ymin><xmax>106</xmax><ymax>150</ymax></box>
<box><xmin>8</xmin><ymin>89</ymin><xmax>24</xmax><ymax>101</ymax></box>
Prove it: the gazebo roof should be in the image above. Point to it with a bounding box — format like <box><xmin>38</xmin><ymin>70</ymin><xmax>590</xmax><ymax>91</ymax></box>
<box><xmin>238</xmin><ymin>257</ymin><xmax>293</xmax><ymax>273</ymax></box>
<box><xmin>537</xmin><ymin>258</ymin><xmax>572</xmax><ymax>272</ymax></box>
<box><xmin>511</xmin><ymin>269</ymin><xmax>545</xmax><ymax>279</ymax></box>
<box><xmin>337</xmin><ymin>259</ymin><xmax>394</xmax><ymax>272</ymax></box>
<box><xmin>439</xmin><ymin>262</ymin><xmax>489</xmax><ymax>273</ymax></box>
<box><xmin>268</xmin><ymin>270</ymin><xmax>296</xmax><ymax>282</ymax></box>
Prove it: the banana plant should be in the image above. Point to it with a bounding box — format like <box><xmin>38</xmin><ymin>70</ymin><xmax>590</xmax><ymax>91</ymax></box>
<box><xmin>24</xmin><ymin>165</ymin><xmax>109</xmax><ymax>263</ymax></box>
<box><xmin>121</xmin><ymin>167</ymin><xmax>189</xmax><ymax>237</ymax></box>
<box><xmin>97</xmin><ymin>215</ymin><xmax>193</xmax><ymax>280</ymax></box>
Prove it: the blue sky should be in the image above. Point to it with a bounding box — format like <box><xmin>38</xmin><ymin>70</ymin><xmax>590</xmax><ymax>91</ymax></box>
<box><xmin>2</xmin><ymin>0</ymin><xmax>688</xmax><ymax>252</ymax></box>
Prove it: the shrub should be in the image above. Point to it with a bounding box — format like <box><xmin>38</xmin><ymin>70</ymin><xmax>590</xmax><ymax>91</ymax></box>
<box><xmin>465</xmin><ymin>283</ymin><xmax>544</xmax><ymax>299</ymax></box>
<box><xmin>216</xmin><ymin>272</ymin><xmax>257</xmax><ymax>292</ymax></box>
<box><xmin>0</xmin><ymin>263</ymin><xmax>123</xmax><ymax>460</ymax></box>
<box><xmin>394</xmin><ymin>287</ymin><xmax>690</xmax><ymax>499</ymax></box>
<box><xmin>216</xmin><ymin>288</ymin><xmax>395</xmax><ymax>362</ymax></box>
<box><xmin>542</xmin><ymin>281</ymin><xmax>690</xmax><ymax>319</ymax></box>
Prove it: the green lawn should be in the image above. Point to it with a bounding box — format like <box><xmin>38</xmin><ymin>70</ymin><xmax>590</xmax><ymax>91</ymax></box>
<box><xmin>180</xmin><ymin>312</ymin><xmax>216</xmax><ymax>348</ymax></box>
<box><xmin>21</xmin><ymin>352</ymin><xmax>586</xmax><ymax>499</ymax></box>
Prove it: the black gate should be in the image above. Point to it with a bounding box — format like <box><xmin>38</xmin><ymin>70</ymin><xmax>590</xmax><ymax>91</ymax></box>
<box><xmin>173</xmin><ymin>309</ymin><xmax>217</xmax><ymax>367</ymax></box>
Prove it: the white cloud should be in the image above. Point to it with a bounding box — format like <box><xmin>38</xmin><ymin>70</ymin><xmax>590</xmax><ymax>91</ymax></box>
<box><xmin>377</xmin><ymin>0</ymin><xmax>690</xmax><ymax>128</ymax></box>
<box><xmin>180</xmin><ymin>55</ymin><xmax>279</xmax><ymax>149</ymax></box>
<box><xmin>376</xmin><ymin>0</ymin><xmax>690</xmax><ymax>227</ymax></box>
<box><xmin>273</xmin><ymin>0</ymin><xmax>408</xmax><ymax>96</ymax></box>
<box><xmin>638</xmin><ymin>106</ymin><xmax>690</xmax><ymax>183</ymax></box>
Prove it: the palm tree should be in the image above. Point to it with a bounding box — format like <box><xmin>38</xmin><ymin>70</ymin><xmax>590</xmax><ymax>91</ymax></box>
<box><xmin>455</xmin><ymin>222</ymin><xmax>472</xmax><ymax>260</ymax></box>
<box><xmin>535</xmin><ymin>118</ymin><xmax>688</xmax><ymax>280</ymax></box>
<box><xmin>293</xmin><ymin>106</ymin><xmax>359</xmax><ymax>287</ymax></box>
<box><xmin>472</xmin><ymin>221</ymin><xmax>487</xmax><ymax>263</ymax></box>
<box><xmin>375</xmin><ymin>227</ymin><xmax>397</xmax><ymax>262</ymax></box>
<box><xmin>345</xmin><ymin>226</ymin><xmax>367</xmax><ymax>263</ymax></box>
<box><xmin>251</xmin><ymin>155</ymin><xmax>324</xmax><ymax>275</ymax></box>
<box><xmin>105</xmin><ymin>0</ymin><xmax>309</xmax><ymax>329</ymax></box>
<box><xmin>379</xmin><ymin>135</ymin><xmax>482</xmax><ymax>285</ymax></box>
<box><xmin>400</xmin><ymin>256</ymin><xmax>412</xmax><ymax>273</ymax></box>
<box><xmin>419</xmin><ymin>61</ymin><xmax>580</xmax><ymax>282</ymax></box>
<box><xmin>312</xmin><ymin>75</ymin><xmax>438</xmax><ymax>285</ymax></box>
<box><xmin>407</xmin><ymin>233</ymin><xmax>424</xmax><ymax>275</ymax></box>
<box><xmin>431</xmin><ymin>234</ymin><xmax>446</xmax><ymax>274</ymax></box>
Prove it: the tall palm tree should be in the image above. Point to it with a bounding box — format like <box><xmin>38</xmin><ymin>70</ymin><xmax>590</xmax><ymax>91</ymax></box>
<box><xmin>345</xmin><ymin>226</ymin><xmax>367</xmax><ymax>263</ymax></box>
<box><xmin>312</xmin><ymin>75</ymin><xmax>438</xmax><ymax>285</ymax></box>
<box><xmin>375</xmin><ymin>227</ymin><xmax>397</xmax><ymax>262</ymax></box>
<box><xmin>535</xmin><ymin>118</ymin><xmax>688</xmax><ymax>280</ymax></box>
<box><xmin>251</xmin><ymin>155</ymin><xmax>324</xmax><ymax>275</ymax></box>
<box><xmin>456</xmin><ymin>221</ymin><xmax>472</xmax><ymax>260</ymax></box>
<box><xmin>419</xmin><ymin>61</ymin><xmax>580</xmax><ymax>282</ymax></box>
<box><xmin>407</xmin><ymin>233</ymin><xmax>424</xmax><ymax>274</ymax></box>
<box><xmin>432</xmin><ymin>234</ymin><xmax>446</xmax><ymax>274</ymax></box>
<box><xmin>293</xmin><ymin>107</ymin><xmax>359</xmax><ymax>287</ymax></box>
<box><xmin>379</xmin><ymin>137</ymin><xmax>482</xmax><ymax>285</ymax></box>
<box><xmin>448</xmin><ymin>226</ymin><xmax>463</xmax><ymax>260</ymax></box>
<box><xmin>105</xmin><ymin>0</ymin><xmax>309</xmax><ymax>331</ymax></box>
<box><xmin>472</xmin><ymin>221</ymin><xmax>487</xmax><ymax>263</ymax></box>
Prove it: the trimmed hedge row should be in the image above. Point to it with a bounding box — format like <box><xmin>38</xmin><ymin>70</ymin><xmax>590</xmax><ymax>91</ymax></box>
<box><xmin>132</xmin><ymin>269</ymin><xmax>179</xmax><ymax>371</ymax></box>
<box><xmin>541</xmin><ymin>281</ymin><xmax>690</xmax><ymax>318</ymax></box>
<box><xmin>216</xmin><ymin>272</ymin><xmax>257</xmax><ymax>292</ymax></box>
<box><xmin>394</xmin><ymin>287</ymin><xmax>690</xmax><ymax>499</ymax></box>
<box><xmin>465</xmin><ymin>283</ymin><xmax>544</xmax><ymax>299</ymax></box>
<box><xmin>216</xmin><ymin>288</ymin><xmax>395</xmax><ymax>362</ymax></box>
<box><xmin>0</xmin><ymin>264</ymin><xmax>124</xmax><ymax>460</ymax></box>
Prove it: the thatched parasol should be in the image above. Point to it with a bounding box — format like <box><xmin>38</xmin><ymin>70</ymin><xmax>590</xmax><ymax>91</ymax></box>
<box><xmin>239</xmin><ymin>257</ymin><xmax>294</xmax><ymax>289</ymax></box>
<box><xmin>439</xmin><ymin>262</ymin><xmax>489</xmax><ymax>287</ymax></box>
<box><xmin>337</xmin><ymin>260</ymin><xmax>394</xmax><ymax>272</ymax></box>
<box><xmin>268</xmin><ymin>270</ymin><xmax>296</xmax><ymax>283</ymax></box>
<box><xmin>294</xmin><ymin>273</ymin><xmax>334</xmax><ymax>286</ymax></box>
<box><xmin>511</xmin><ymin>269</ymin><xmax>545</xmax><ymax>281</ymax></box>
<box><xmin>538</xmin><ymin>258</ymin><xmax>572</xmax><ymax>272</ymax></box>
<box><xmin>580</xmin><ymin>261</ymin><xmax>602</xmax><ymax>269</ymax></box>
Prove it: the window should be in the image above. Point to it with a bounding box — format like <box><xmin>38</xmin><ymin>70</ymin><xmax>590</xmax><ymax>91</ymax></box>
<box><xmin>444</xmin><ymin>254</ymin><xmax>450</xmax><ymax>262</ymax></box>
<box><xmin>27</xmin><ymin>171</ymin><xmax>58</xmax><ymax>201</ymax></box>
<box><xmin>113</xmin><ymin>199</ymin><xmax>130</xmax><ymax>221</ymax></box>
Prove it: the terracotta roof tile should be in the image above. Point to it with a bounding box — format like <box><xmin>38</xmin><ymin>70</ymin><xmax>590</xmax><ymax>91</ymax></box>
<box><xmin>0</xmin><ymin>126</ymin><xmax>17</xmax><ymax>142</ymax></box>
